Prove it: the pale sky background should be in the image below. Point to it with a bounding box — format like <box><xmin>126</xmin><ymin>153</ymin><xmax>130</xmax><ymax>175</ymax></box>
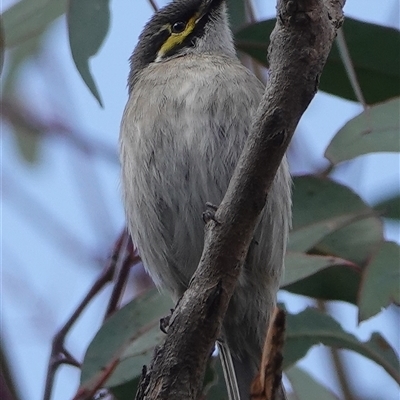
<box><xmin>1</xmin><ymin>0</ymin><xmax>399</xmax><ymax>399</ymax></box>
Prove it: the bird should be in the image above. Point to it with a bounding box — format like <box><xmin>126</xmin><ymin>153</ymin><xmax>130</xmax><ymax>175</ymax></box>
<box><xmin>119</xmin><ymin>0</ymin><xmax>292</xmax><ymax>399</ymax></box>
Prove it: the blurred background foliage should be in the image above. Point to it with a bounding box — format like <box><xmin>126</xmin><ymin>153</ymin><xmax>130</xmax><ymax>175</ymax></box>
<box><xmin>1</xmin><ymin>0</ymin><xmax>399</xmax><ymax>399</ymax></box>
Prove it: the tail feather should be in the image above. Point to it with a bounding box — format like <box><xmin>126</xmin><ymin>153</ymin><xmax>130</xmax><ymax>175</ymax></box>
<box><xmin>218</xmin><ymin>341</ymin><xmax>288</xmax><ymax>400</ymax></box>
<box><xmin>231</xmin><ymin>354</ymin><xmax>258</xmax><ymax>400</ymax></box>
<box><xmin>218</xmin><ymin>341</ymin><xmax>256</xmax><ymax>400</ymax></box>
<box><xmin>217</xmin><ymin>341</ymin><xmax>241</xmax><ymax>400</ymax></box>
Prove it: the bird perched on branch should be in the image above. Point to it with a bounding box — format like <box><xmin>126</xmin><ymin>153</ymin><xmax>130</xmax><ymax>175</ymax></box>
<box><xmin>120</xmin><ymin>0</ymin><xmax>291</xmax><ymax>398</ymax></box>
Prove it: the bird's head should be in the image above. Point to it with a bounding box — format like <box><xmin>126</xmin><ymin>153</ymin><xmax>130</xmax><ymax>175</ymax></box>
<box><xmin>128</xmin><ymin>0</ymin><xmax>235</xmax><ymax>91</ymax></box>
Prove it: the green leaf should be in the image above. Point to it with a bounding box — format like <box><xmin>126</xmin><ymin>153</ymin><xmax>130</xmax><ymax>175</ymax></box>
<box><xmin>13</xmin><ymin>121</ymin><xmax>41</xmax><ymax>163</ymax></box>
<box><xmin>226</xmin><ymin>0</ymin><xmax>246</xmax><ymax>31</ymax></box>
<box><xmin>374</xmin><ymin>195</ymin><xmax>400</xmax><ymax>220</ymax></box>
<box><xmin>1</xmin><ymin>31</ymin><xmax>44</xmax><ymax>163</ymax></box>
<box><xmin>292</xmin><ymin>176</ymin><xmax>383</xmax><ymax>263</ymax></box>
<box><xmin>235</xmin><ymin>19</ymin><xmax>273</xmax><ymax>64</ymax></box>
<box><xmin>2</xmin><ymin>0</ymin><xmax>67</xmax><ymax>47</ymax></box>
<box><xmin>291</xmin><ymin>176</ymin><xmax>371</xmax><ymax>231</ymax></box>
<box><xmin>326</xmin><ymin>21</ymin><xmax>400</xmax><ymax>103</ymax></box>
<box><xmin>235</xmin><ymin>19</ymin><xmax>400</xmax><ymax>103</ymax></box>
<box><xmin>282</xmin><ymin>252</ymin><xmax>355</xmax><ymax>287</ymax></box>
<box><xmin>358</xmin><ymin>241</ymin><xmax>400</xmax><ymax>322</ymax></box>
<box><xmin>282</xmin><ymin>176</ymin><xmax>383</xmax><ymax>303</ymax></box>
<box><xmin>288</xmin><ymin>212</ymin><xmax>371</xmax><ymax>253</ymax></box>
<box><xmin>1</xmin><ymin>99</ymin><xmax>43</xmax><ymax>163</ymax></box>
<box><xmin>109</xmin><ymin>377</ymin><xmax>140</xmax><ymax>400</ymax></box>
<box><xmin>286</xmin><ymin>366</ymin><xmax>340</xmax><ymax>400</ymax></box>
<box><xmin>325</xmin><ymin>98</ymin><xmax>400</xmax><ymax>165</ymax></box>
<box><xmin>1</xmin><ymin>31</ymin><xmax>45</xmax><ymax>163</ymax></box>
<box><xmin>283</xmin><ymin>264</ymin><xmax>360</xmax><ymax>304</ymax></box>
<box><xmin>284</xmin><ymin>308</ymin><xmax>400</xmax><ymax>384</ymax></box>
<box><xmin>80</xmin><ymin>289</ymin><xmax>173</xmax><ymax>392</ymax></box>
<box><xmin>316</xmin><ymin>216</ymin><xmax>383</xmax><ymax>265</ymax></box>
<box><xmin>67</xmin><ymin>0</ymin><xmax>110</xmax><ymax>106</ymax></box>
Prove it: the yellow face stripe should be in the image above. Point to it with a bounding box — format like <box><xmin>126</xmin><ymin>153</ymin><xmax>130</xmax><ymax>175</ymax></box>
<box><xmin>158</xmin><ymin>15</ymin><xmax>198</xmax><ymax>59</ymax></box>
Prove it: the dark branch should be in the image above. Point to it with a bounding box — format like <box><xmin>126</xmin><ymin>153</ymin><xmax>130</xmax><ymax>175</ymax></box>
<box><xmin>137</xmin><ymin>0</ymin><xmax>345</xmax><ymax>399</ymax></box>
<box><xmin>251</xmin><ymin>308</ymin><xmax>286</xmax><ymax>400</ymax></box>
<box><xmin>43</xmin><ymin>229</ymin><xmax>137</xmax><ymax>400</ymax></box>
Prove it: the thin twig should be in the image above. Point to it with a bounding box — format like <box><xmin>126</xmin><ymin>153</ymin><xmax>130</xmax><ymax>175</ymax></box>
<box><xmin>148</xmin><ymin>0</ymin><xmax>158</xmax><ymax>12</ymax></box>
<box><xmin>331</xmin><ymin>349</ymin><xmax>356</xmax><ymax>400</ymax></box>
<box><xmin>0</xmin><ymin>99</ymin><xmax>118</xmax><ymax>164</ymax></box>
<box><xmin>251</xmin><ymin>308</ymin><xmax>286</xmax><ymax>400</ymax></box>
<box><xmin>0</xmin><ymin>345</ymin><xmax>21</xmax><ymax>400</ymax></box>
<box><xmin>104</xmin><ymin>231</ymin><xmax>141</xmax><ymax>319</ymax></box>
<box><xmin>317</xmin><ymin>301</ymin><xmax>356</xmax><ymax>400</ymax></box>
<box><xmin>336</xmin><ymin>29</ymin><xmax>367</xmax><ymax>109</ymax></box>
<box><xmin>43</xmin><ymin>230</ymin><xmax>128</xmax><ymax>400</ymax></box>
<box><xmin>318</xmin><ymin>161</ymin><xmax>335</xmax><ymax>178</ymax></box>
<box><xmin>245</xmin><ymin>0</ymin><xmax>256</xmax><ymax>22</ymax></box>
<box><xmin>43</xmin><ymin>267</ymin><xmax>113</xmax><ymax>400</ymax></box>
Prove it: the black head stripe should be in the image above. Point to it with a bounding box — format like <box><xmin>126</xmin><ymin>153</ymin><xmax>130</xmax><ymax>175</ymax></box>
<box><xmin>128</xmin><ymin>0</ymin><xmax>225</xmax><ymax>92</ymax></box>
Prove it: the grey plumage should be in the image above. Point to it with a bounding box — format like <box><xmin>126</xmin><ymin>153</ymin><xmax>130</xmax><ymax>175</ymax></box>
<box><xmin>120</xmin><ymin>0</ymin><xmax>291</xmax><ymax>398</ymax></box>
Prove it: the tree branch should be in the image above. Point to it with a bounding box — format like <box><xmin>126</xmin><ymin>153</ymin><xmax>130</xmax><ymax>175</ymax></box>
<box><xmin>251</xmin><ymin>308</ymin><xmax>286</xmax><ymax>400</ymax></box>
<box><xmin>138</xmin><ymin>0</ymin><xmax>345</xmax><ymax>399</ymax></box>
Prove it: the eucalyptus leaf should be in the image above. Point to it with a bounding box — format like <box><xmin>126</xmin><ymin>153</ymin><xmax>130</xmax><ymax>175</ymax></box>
<box><xmin>109</xmin><ymin>377</ymin><xmax>140</xmax><ymax>400</ymax></box>
<box><xmin>286</xmin><ymin>366</ymin><xmax>340</xmax><ymax>400</ymax></box>
<box><xmin>291</xmin><ymin>176</ymin><xmax>371</xmax><ymax>231</ymax></box>
<box><xmin>282</xmin><ymin>264</ymin><xmax>360</xmax><ymax>304</ymax></box>
<box><xmin>358</xmin><ymin>241</ymin><xmax>400</xmax><ymax>322</ymax></box>
<box><xmin>80</xmin><ymin>289</ymin><xmax>173</xmax><ymax>392</ymax></box>
<box><xmin>288</xmin><ymin>212</ymin><xmax>371</xmax><ymax>253</ymax></box>
<box><xmin>325</xmin><ymin>97</ymin><xmax>400</xmax><ymax>165</ymax></box>
<box><xmin>235</xmin><ymin>18</ymin><xmax>400</xmax><ymax>103</ymax></box>
<box><xmin>235</xmin><ymin>19</ymin><xmax>273</xmax><ymax>64</ymax></box>
<box><xmin>282</xmin><ymin>176</ymin><xmax>383</xmax><ymax>303</ymax></box>
<box><xmin>292</xmin><ymin>177</ymin><xmax>383</xmax><ymax>264</ymax></box>
<box><xmin>2</xmin><ymin>0</ymin><xmax>67</xmax><ymax>47</ymax></box>
<box><xmin>284</xmin><ymin>308</ymin><xmax>400</xmax><ymax>383</ymax></box>
<box><xmin>1</xmin><ymin>33</ymin><xmax>45</xmax><ymax>163</ymax></box>
<box><xmin>226</xmin><ymin>0</ymin><xmax>246</xmax><ymax>31</ymax></box>
<box><xmin>316</xmin><ymin>217</ymin><xmax>383</xmax><ymax>265</ymax></box>
<box><xmin>14</xmin><ymin>122</ymin><xmax>41</xmax><ymax>163</ymax></box>
<box><xmin>374</xmin><ymin>195</ymin><xmax>400</xmax><ymax>220</ymax></box>
<box><xmin>282</xmin><ymin>252</ymin><xmax>355</xmax><ymax>287</ymax></box>
<box><xmin>67</xmin><ymin>0</ymin><xmax>110</xmax><ymax>106</ymax></box>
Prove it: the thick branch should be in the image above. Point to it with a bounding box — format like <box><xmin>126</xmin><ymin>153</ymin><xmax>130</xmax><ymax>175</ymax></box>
<box><xmin>139</xmin><ymin>1</ymin><xmax>344</xmax><ymax>399</ymax></box>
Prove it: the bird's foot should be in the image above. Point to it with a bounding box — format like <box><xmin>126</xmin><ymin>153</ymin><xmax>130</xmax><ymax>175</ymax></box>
<box><xmin>160</xmin><ymin>308</ymin><xmax>174</xmax><ymax>334</ymax></box>
<box><xmin>203</xmin><ymin>202</ymin><xmax>220</xmax><ymax>224</ymax></box>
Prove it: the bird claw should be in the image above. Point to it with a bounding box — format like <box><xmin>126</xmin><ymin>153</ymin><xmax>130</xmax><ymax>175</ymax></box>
<box><xmin>202</xmin><ymin>202</ymin><xmax>220</xmax><ymax>224</ymax></box>
<box><xmin>160</xmin><ymin>308</ymin><xmax>174</xmax><ymax>334</ymax></box>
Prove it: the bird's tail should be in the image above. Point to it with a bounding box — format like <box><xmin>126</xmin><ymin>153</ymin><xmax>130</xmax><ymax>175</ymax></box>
<box><xmin>217</xmin><ymin>341</ymin><xmax>288</xmax><ymax>400</ymax></box>
<box><xmin>217</xmin><ymin>341</ymin><xmax>254</xmax><ymax>400</ymax></box>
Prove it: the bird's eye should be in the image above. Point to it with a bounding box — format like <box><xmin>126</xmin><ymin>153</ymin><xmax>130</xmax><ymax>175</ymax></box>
<box><xmin>171</xmin><ymin>21</ymin><xmax>186</xmax><ymax>34</ymax></box>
